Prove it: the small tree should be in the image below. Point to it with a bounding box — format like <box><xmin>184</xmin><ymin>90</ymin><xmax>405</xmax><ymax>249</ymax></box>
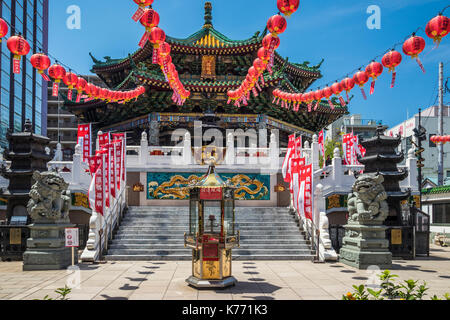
<box><xmin>319</xmin><ymin>138</ymin><xmax>343</xmax><ymax>167</ymax></box>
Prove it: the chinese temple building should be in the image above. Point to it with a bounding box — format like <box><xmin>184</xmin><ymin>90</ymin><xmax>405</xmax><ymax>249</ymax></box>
<box><xmin>64</xmin><ymin>2</ymin><xmax>348</xmax><ymax>146</ymax></box>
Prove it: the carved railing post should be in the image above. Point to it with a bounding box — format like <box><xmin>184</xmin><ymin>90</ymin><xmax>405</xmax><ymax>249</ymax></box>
<box><xmin>183</xmin><ymin>131</ymin><xmax>192</xmax><ymax>165</ymax></box>
<box><xmin>312</xmin><ymin>134</ymin><xmax>320</xmax><ymax>171</ymax></box>
<box><xmin>72</xmin><ymin>144</ymin><xmax>82</xmax><ymax>186</ymax></box>
<box><xmin>225</xmin><ymin>132</ymin><xmax>235</xmax><ymax>165</ymax></box>
<box><xmin>140</xmin><ymin>131</ymin><xmax>148</xmax><ymax>165</ymax></box>
<box><xmin>332</xmin><ymin>147</ymin><xmax>342</xmax><ymax>188</ymax></box>
<box><xmin>269</xmin><ymin>131</ymin><xmax>279</xmax><ymax>171</ymax></box>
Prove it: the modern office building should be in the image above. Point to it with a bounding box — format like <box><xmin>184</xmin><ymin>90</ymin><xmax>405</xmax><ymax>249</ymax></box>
<box><xmin>0</xmin><ymin>0</ymin><xmax>49</xmax><ymax>148</ymax></box>
<box><xmin>325</xmin><ymin>114</ymin><xmax>387</xmax><ymax>142</ymax></box>
<box><xmin>386</xmin><ymin>105</ymin><xmax>450</xmax><ymax>182</ymax></box>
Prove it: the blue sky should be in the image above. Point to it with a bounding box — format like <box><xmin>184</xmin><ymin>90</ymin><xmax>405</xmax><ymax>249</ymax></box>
<box><xmin>48</xmin><ymin>0</ymin><xmax>450</xmax><ymax>129</ymax></box>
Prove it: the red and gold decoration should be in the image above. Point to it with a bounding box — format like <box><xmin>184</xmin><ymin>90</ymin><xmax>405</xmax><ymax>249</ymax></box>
<box><xmin>430</xmin><ymin>135</ymin><xmax>450</xmax><ymax>144</ymax></box>
<box><xmin>353</xmin><ymin>70</ymin><xmax>369</xmax><ymax>100</ymax></box>
<box><xmin>402</xmin><ymin>34</ymin><xmax>426</xmax><ymax>73</ymax></box>
<box><xmin>227</xmin><ymin>2</ymin><xmax>299</xmax><ymax>108</ymax></box>
<box><xmin>277</xmin><ymin>0</ymin><xmax>300</xmax><ymax>17</ymax></box>
<box><xmin>132</xmin><ymin>0</ymin><xmax>154</xmax><ymax>22</ymax></box>
<box><xmin>425</xmin><ymin>13</ymin><xmax>450</xmax><ymax>46</ymax></box>
<box><xmin>63</xmin><ymin>72</ymin><xmax>79</xmax><ymax>101</ymax></box>
<box><xmin>139</xmin><ymin>8</ymin><xmax>160</xmax><ymax>48</ymax></box>
<box><xmin>340</xmin><ymin>77</ymin><xmax>355</xmax><ymax>102</ymax></box>
<box><xmin>382</xmin><ymin>50</ymin><xmax>402</xmax><ymax>88</ymax></box>
<box><xmin>48</xmin><ymin>63</ymin><xmax>66</xmax><ymax>97</ymax></box>
<box><xmin>331</xmin><ymin>81</ymin><xmax>346</xmax><ymax>107</ymax></box>
<box><xmin>30</xmin><ymin>53</ymin><xmax>51</xmax><ymax>81</ymax></box>
<box><xmin>365</xmin><ymin>61</ymin><xmax>383</xmax><ymax>95</ymax></box>
<box><xmin>7</xmin><ymin>34</ymin><xmax>30</xmax><ymax>74</ymax></box>
<box><xmin>0</xmin><ymin>18</ymin><xmax>8</xmax><ymax>42</ymax></box>
<box><xmin>75</xmin><ymin>77</ymin><xmax>88</xmax><ymax>103</ymax></box>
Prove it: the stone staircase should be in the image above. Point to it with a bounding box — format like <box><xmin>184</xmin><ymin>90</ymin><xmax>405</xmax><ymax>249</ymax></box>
<box><xmin>106</xmin><ymin>206</ymin><xmax>314</xmax><ymax>261</ymax></box>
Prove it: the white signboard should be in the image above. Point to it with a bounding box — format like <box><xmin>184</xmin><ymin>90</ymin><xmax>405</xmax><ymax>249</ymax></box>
<box><xmin>65</xmin><ymin>228</ymin><xmax>79</xmax><ymax>248</ymax></box>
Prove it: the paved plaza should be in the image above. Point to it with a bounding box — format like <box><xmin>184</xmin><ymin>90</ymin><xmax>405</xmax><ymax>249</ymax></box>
<box><xmin>0</xmin><ymin>245</ymin><xmax>449</xmax><ymax>301</ymax></box>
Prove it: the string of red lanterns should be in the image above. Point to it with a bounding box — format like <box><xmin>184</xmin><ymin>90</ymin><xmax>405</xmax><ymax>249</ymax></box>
<box><xmin>227</xmin><ymin>0</ymin><xmax>299</xmax><ymax>108</ymax></box>
<box><xmin>430</xmin><ymin>135</ymin><xmax>450</xmax><ymax>144</ymax></box>
<box><xmin>272</xmin><ymin>8</ymin><xmax>449</xmax><ymax>112</ymax></box>
<box><xmin>134</xmin><ymin>3</ymin><xmax>190</xmax><ymax>105</ymax></box>
<box><xmin>0</xmin><ymin>17</ymin><xmax>146</xmax><ymax>105</ymax></box>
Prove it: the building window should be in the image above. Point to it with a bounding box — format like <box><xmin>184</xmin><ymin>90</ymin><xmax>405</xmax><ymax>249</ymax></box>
<box><xmin>432</xmin><ymin>203</ymin><xmax>450</xmax><ymax>224</ymax></box>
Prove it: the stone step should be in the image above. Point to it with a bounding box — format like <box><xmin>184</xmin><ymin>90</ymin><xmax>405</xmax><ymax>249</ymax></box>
<box><xmin>108</xmin><ymin>244</ymin><xmax>311</xmax><ymax>250</ymax></box>
<box><xmin>113</xmin><ymin>234</ymin><xmax>307</xmax><ymax>240</ymax></box>
<box><xmin>110</xmin><ymin>239</ymin><xmax>308</xmax><ymax>245</ymax></box>
<box><xmin>116</xmin><ymin>226</ymin><xmax>301</xmax><ymax>231</ymax></box>
<box><xmin>107</xmin><ymin>249</ymin><xmax>313</xmax><ymax>256</ymax></box>
<box><xmin>105</xmin><ymin>254</ymin><xmax>314</xmax><ymax>261</ymax></box>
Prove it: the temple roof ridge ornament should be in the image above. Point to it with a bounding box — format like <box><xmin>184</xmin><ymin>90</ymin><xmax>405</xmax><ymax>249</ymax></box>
<box><xmin>203</xmin><ymin>1</ymin><xmax>213</xmax><ymax>29</ymax></box>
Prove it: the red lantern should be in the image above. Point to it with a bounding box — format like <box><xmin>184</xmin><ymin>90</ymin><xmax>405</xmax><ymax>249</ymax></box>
<box><xmin>63</xmin><ymin>72</ymin><xmax>79</xmax><ymax>101</ymax></box>
<box><xmin>365</xmin><ymin>61</ymin><xmax>383</xmax><ymax>95</ymax></box>
<box><xmin>7</xmin><ymin>35</ymin><xmax>30</xmax><ymax>74</ymax></box>
<box><xmin>75</xmin><ymin>77</ymin><xmax>88</xmax><ymax>103</ymax></box>
<box><xmin>48</xmin><ymin>64</ymin><xmax>66</xmax><ymax>97</ymax></box>
<box><xmin>267</xmin><ymin>15</ymin><xmax>287</xmax><ymax>36</ymax></box>
<box><xmin>262</xmin><ymin>34</ymin><xmax>281</xmax><ymax>50</ymax></box>
<box><xmin>382</xmin><ymin>50</ymin><xmax>402</xmax><ymax>88</ymax></box>
<box><xmin>149</xmin><ymin>27</ymin><xmax>166</xmax><ymax>47</ymax></box>
<box><xmin>313</xmin><ymin>89</ymin><xmax>324</xmax><ymax>111</ymax></box>
<box><xmin>258</xmin><ymin>47</ymin><xmax>271</xmax><ymax>62</ymax></box>
<box><xmin>139</xmin><ymin>9</ymin><xmax>160</xmax><ymax>48</ymax></box>
<box><xmin>331</xmin><ymin>82</ymin><xmax>346</xmax><ymax>107</ymax></box>
<box><xmin>403</xmin><ymin>34</ymin><xmax>426</xmax><ymax>73</ymax></box>
<box><xmin>132</xmin><ymin>0</ymin><xmax>154</xmax><ymax>22</ymax></box>
<box><xmin>353</xmin><ymin>71</ymin><xmax>369</xmax><ymax>100</ymax></box>
<box><xmin>322</xmin><ymin>86</ymin><xmax>335</xmax><ymax>110</ymax></box>
<box><xmin>253</xmin><ymin>58</ymin><xmax>265</xmax><ymax>73</ymax></box>
<box><xmin>426</xmin><ymin>14</ymin><xmax>450</xmax><ymax>46</ymax></box>
<box><xmin>340</xmin><ymin>77</ymin><xmax>355</xmax><ymax>98</ymax></box>
<box><xmin>0</xmin><ymin>18</ymin><xmax>8</xmax><ymax>42</ymax></box>
<box><xmin>277</xmin><ymin>0</ymin><xmax>300</xmax><ymax>17</ymax></box>
<box><xmin>248</xmin><ymin>66</ymin><xmax>258</xmax><ymax>80</ymax></box>
<box><xmin>30</xmin><ymin>53</ymin><xmax>51</xmax><ymax>81</ymax></box>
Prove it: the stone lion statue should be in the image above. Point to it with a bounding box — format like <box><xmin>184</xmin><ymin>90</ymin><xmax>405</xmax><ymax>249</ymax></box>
<box><xmin>347</xmin><ymin>174</ymin><xmax>389</xmax><ymax>223</ymax></box>
<box><xmin>27</xmin><ymin>171</ymin><xmax>71</xmax><ymax>222</ymax></box>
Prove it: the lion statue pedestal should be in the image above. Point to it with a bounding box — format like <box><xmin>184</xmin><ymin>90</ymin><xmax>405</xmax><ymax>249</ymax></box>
<box><xmin>339</xmin><ymin>174</ymin><xmax>392</xmax><ymax>270</ymax></box>
<box><xmin>23</xmin><ymin>171</ymin><xmax>77</xmax><ymax>271</ymax></box>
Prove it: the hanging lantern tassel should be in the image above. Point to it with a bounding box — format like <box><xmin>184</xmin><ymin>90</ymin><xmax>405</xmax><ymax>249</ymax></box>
<box><xmin>13</xmin><ymin>55</ymin><xmax>21</xmax><ymax>74</ymax></box>
<box><xmin>339</xmin><ymin>96</ymin><xmax>346</xmax><ymax>107</ymax></box>
<box><xmin>360</xmin><ymin>87</ymin><xmax>367</xmax><ymax>100</ymax></box>
<box><xmin>308</xmin><ymin>102</ymin><xmax>312</xmax><ymax>112</ymax></box>
<box><xmin>152</xmin><ymin>47</ymin><xmax>159</xmax><ymax>64</ymax></box>
<box><xmin>52</xmin><ymin>80</ymin><xmax>60</xmax><ymax>97</ymax></box>
<box><xmin>415</xmin><ymin>57</ymin><xmax>426</xmax><ymax>73</ymax></box>
<box><xmin>272</xmin><ymin>96</ymin><xmax>276</xmax><ymax>104</ymax></box>
<box><xmin>255</xmin><ymin>81</ymin><xmax>262</xmax><ymax>92</ymax></box>
<box><xmin>314</xmin><ymin>100</ymin><xmax>320</xmax><ymax>111</ymax></box>
<box><xmin>38</xmin><ymin>70</ymin><xmax>50</xmax><ymax>81</ymax></box>
<box><xmin>252</xmin><ymin>87</ymin><xmax>258</xmax><ymax>97</ymax></box>
<box><xmin>346</xmin><ymin>91</ymin><xmax>349</xmax><ymax>102</ymax></box>
<box><xmin>139</xmin><ymin>31</ymin><xmax>150</xmax><ymax>48</ymax></box>
<box><xmin>327</xmin><ymin>99</ymin><xmax>334</xmax><ymax>110</ymax></box>
<box><xmin>132</xmin><ymin>6</ymin><xmax>146</xmax><ymax>22</ymax></box>
<box><xmin>390</xmin><ymin>71</ymin><xmax>397</xmax><ymax>88</ymax></box>
<box><xmin>260</xmin><ymin>74</ymin><xmax>265</xmax><ymax>87</ymax></box>
<box><xmin>370</xmin><ymin>81</ymin><xmax>376</xmax><ymax>95</ymax></box>
<box><xmin>67</xmin><ymin>88</ymin><xmax>73</xmax><ymax>101</ymax></box>
<box><xmin>76</xmin><ymin>92</ymin><xmax>82</xmax><ymax>103</ymax></box>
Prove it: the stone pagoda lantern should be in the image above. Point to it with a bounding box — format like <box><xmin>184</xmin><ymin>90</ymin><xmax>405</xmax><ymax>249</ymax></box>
<box><xmin>184</xmin><ymin>158</ymin><xmax>239</xmax><ymax>288</ymax></box>
<box><xmin>0</xmin><ymin>120</ymin><xmax>53</xmax><ymax>225</ymax></box>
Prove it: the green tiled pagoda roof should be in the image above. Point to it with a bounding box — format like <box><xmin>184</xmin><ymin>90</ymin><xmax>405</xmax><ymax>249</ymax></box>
<box><xmin>422</xmin><ymin>185</ymin><xmax>450</xmax><ymax>195</ymax></box>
